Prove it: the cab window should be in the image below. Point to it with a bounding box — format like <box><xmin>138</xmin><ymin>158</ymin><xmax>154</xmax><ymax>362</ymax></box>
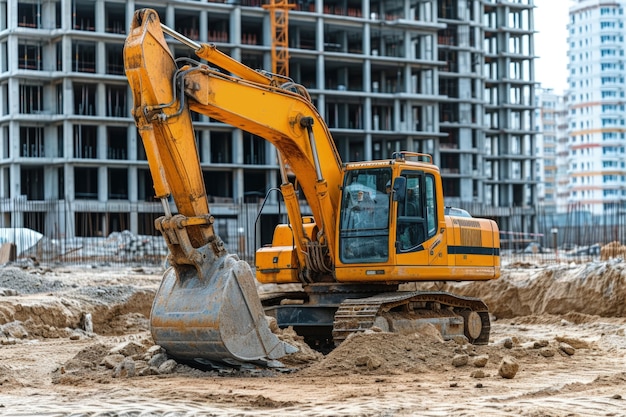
<box><xmin>339</xmin><ymin>168</ymin><xmax>392</xmax><ymax>263</ymax></box>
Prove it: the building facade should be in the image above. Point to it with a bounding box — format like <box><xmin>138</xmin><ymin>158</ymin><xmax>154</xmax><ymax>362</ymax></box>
<box><xmin>536</xmin><ymin>88</ymin><xmax>568</xmax><ymax>215</ymax></box>
<box><xmin>0</xmin><ymin>0</ymin><xmax>536</xmax><ymax>250</ymax></box>
<box><xmin>567</xmin><ymin>0</ymin><xmax>626</xmax><ymax>215</ymax></box>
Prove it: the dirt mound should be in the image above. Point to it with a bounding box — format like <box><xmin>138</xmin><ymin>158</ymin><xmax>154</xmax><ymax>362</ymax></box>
<box><xmin>277</xmin><ymin>327</ymin><xmax>324</xmax><ymax>367</ymax></box>
<box><xmin>405</xmin><ymin>259</ymin><xmax>626</xmax><ymax>319</ymax></box>
<box><xmin>300</xmin><ymin>327</ymin><xmax>450</xmax><ymax>377</ymax></box>
<box><xmin>0</xmin><ymin>266</ymin><xmax>156</xmax><ymax>339</ymax></box>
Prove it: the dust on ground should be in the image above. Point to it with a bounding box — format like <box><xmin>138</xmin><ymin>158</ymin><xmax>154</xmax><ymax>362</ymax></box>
<box><xmin>0</xmin><ymin>260</ymin><xmax>625</xmax><ymax>416</ymax></box>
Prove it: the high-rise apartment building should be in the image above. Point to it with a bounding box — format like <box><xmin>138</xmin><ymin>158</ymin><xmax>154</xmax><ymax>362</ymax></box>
<box><xmin>567</xmin><ymin>0</ymin><xmax>626</xmax><ymax>215</ymax></box>
<box><xmin>0</xmin><ymin>0</ymin><xmax>536</xmax><ymax>251</ymax></box>
<box><xmin>537</xmin><ymin>88</ymin><xmax>568</xmax><ymax>214</ymax></box>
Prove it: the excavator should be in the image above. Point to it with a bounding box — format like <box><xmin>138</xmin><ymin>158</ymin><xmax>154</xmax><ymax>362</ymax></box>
<box><xmin>124</xmin><ymin>8</ymin><xmax>500</xmax><ymax>366</ymax></box>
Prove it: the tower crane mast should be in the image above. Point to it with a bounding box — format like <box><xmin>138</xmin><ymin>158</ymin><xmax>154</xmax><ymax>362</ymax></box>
<box><xmin>262</xmin><ymin>0</ymin><xmax>295</xmax><ymax>76</ymax></box>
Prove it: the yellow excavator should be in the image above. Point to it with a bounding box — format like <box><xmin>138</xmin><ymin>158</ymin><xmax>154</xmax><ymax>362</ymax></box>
<box><xmin>124</xmin><ymin>9</ymin><xmax>500</xmax><ymax>366</ymax></box>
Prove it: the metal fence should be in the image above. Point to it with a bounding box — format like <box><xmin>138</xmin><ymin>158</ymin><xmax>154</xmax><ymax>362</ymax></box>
<box><xmin>1</xmin><ymin>200</ymin><xmax>625</xmax><ymax>267</ymax></box>
<box><xmin>3</xmin><ymin>229</ymin><xmax>618</xmax><ymax>268</ymax></box>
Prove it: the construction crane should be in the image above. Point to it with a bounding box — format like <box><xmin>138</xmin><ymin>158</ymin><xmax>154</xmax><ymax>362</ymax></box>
<box><xmin>262</xmin><ymin>0</ymin><xmax>295</xmax><ymax>77</ymax></box>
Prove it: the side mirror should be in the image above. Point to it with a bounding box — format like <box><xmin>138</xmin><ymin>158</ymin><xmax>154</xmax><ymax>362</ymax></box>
<box><xmin>392</xmin><ymin>177</ymin><xmax>406</xmax><ymax>202</ymax></box>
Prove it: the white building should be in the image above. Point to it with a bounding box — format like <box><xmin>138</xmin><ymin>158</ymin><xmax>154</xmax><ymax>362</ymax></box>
<box><xmin>537</xmin><ymin>88</ymin><xmax>568</xmax><ymax>214</ymax></box>
<box><xmin>567</xmin><ymin>0</ymin><xmax>626</xmax><ymax>215</ymax></box>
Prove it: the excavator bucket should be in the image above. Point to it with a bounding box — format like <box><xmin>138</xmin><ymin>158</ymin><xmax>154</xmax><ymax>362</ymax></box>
<box><xmin>150</xmin><ymin>253</ymin><xmax>295</xmax><ymax>366</ymax></box>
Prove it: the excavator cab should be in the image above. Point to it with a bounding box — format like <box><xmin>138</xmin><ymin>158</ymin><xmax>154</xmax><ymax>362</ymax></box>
<box><xmin>338</xmin><ymin>160</ymin><xmax>434</xmax><ymax>265</ymax></box>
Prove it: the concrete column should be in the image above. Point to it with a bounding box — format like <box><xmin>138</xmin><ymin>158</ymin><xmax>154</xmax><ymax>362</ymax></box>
<box><xmin>98</xmin><ymin>166</ymin><xmax>107</xmax><ymax>202</ymax></box>
<box><xmin>95</xmin><ymin>0</ymin><xmax>105</xmax><ymax>32</ymax></box>
<box><xmin>231</xmin><ymin>7</ymin><xmax>241</xmax><ymax>45</ymax></box>
<box><xmin>316</xmin><ymin>16</ymin><xmax>324</xmax><ymax>52</ymax></box>
<box><xmin>63</xmin><ymin>79</ymin><xmax>74</xmax><ymax>117</ymax></box>
<box><xmin>199</xmin><ymin>10</ymin><xmax>208</xmax><ymax>42</ymax></box>
<box><xmin>363</xmin><ymin>60</ymin><xmax>371</xmax><ymax>92</ymax></box>
<box><xmin>44</xmin><ymin>166</ymin><xmax>58</xmax><ymax>199</ymax></box>
<box><xmin>267</xmin><ymin>142</ymin><xmax>278</xmax><ymax>204</ymax></box>
<box><xmin>128</xmin><ymin>166</ymin><xmax>138</xmax><ymax>203</ymax></box>
<box><xmin>62</xmin><ymin>0</ymin><xmax>71</xmax><ymax>30</ymax></box>
<box><xmin>9</xmin><ymin>121</ymin><xmax>19</xmax><ymax>159</ymax></box>
<box><xmin>316</xmin><ymin>55</ymin><xmax>325</xmax><ymax>90</ymax></box>
<box><xmin>403</xmin><ymin>65</ymin><xmax>412</xmax><ymax>94</ymax></box>
<box><xmin>393</xmin><ymin>99</ymin><xmax>401</xmax><ymax>132</ymax></box>
<box><xmin>127</xmin><ymin>124</ymin><xmax>137</xmax><ymax>160</ymax></box>
<box><xmin>232</xmin><ymin>129</ymin><xmax>243</xmax><ymax>202</ymax></box>
<box><xmin>64</xmin><ymin>164</ymin><xmax>75</xmax><ymax>234</ymax></box>
<box><xmin>363</xmin><ymin>23</ymin><xmax>371</xmax><ymax>57</ymax></box>
<box><xmin>262</xmin><ymin>13</ymin><xmax>271</xmax><ymax>69</ymax></box>
<box><xmin>64</xmin><ymin>120</ymin><xmax>73</xmax><ymax>160</ymax></box>
<box><xmin>6</xmin><ymin>1</ymin><xmax>15</xmax><ymax>29</ymax></box>
<box><xmin>0</xmin><ymin>167</ymin><xmax>8</xmax><ymax>199</ymax></box>
<box><xmin>316</xmin><ymin>94</ymin><xmax>325</xmax><ymax>122</ymax></box>
<box><xmin>200</xmin><ymin>130</ymin><xmax>210</xmax><ymax>163</ymax></box>
<box><xmin>364</xmin><ymin>134</ymin><xmax>372</xmax><ymax>161</ymax></box>
<box><xmin>97</xmin><ymin>83</ymin><xmax>106</xmax><ymax>118</ymax></box>
<box><xmin>98</xmin><ymin>124</ymin><xmax>107</xmax><ymax>159</ymax></box>
<box><xmin>265</xmin><ymin>170</ymin><xmax>277</xmax><ymax>204</ymax></box>
<box><xmin>10</xmin><ymin>164</ymin><xmax>20</xmax><ymax>200</ymax></box>
<box><xmin>165</xmin><ymin>5</ymin><xmax>175</xmax><ymax>28</ymax></box>
<box><xmin>364</xmin><ymin>96</ymin><xmax>372</xmax><ymax>131</ymax></box>
<box><xmin>233</xmin><ymin>168</ymin><xmax>244</xmax><ymax>203</ymax></box>
<box><xmin>129</xmin><ymin>211</ymin><xmax>138</xmax><ymax>235</ymax></box>
<box><xmin>8</xmin><ymin>77</ymin><xmax>18</xmax><ymax>116</ymax></box>
<box><xmin>126</xmin><ymin>1</ymin><xmax>136</xmax><ymax>32</ymax></box>
<box><xmin>233</xmin><ymin>129</ymin><xmax>243</xmax><ymax>164</ymax></box>
<box><xmin>96</xmin><ymin>40</ymin><xmax>105</xmax><ymax>75</ymax></box>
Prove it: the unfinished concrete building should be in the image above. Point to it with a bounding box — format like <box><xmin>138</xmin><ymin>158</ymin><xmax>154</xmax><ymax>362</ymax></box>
<box><xmin>0</xmin><ymin>0</ymin><xmax>536</xmax><ymax>254</ymax></box>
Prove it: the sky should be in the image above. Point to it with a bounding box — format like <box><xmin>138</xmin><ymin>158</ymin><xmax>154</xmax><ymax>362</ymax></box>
<box><xmin>534</xmin><ymin>0</ymin><xmax>571</xmax><ymax>94</ymax></box>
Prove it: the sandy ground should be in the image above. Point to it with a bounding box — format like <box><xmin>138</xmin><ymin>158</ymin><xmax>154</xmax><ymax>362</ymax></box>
<box><xmin>0</xmin><ymin>261</ymin><xmax>625</xmax><ymax>416</ymax></box>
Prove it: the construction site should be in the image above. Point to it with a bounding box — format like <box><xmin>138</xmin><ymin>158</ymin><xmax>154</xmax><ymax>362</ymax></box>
<box><xmin>1</xmin><ymin>1</ymin><xmax>625</xmax><ymax>415</ymax></box>
<box><xmin>0</xmin><ymin>254</ymin><xmax>625</xmax><ymax>415</ymax></box>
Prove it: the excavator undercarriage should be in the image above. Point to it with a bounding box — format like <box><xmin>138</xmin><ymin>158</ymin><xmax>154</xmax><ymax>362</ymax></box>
<box><xmin>262</xmin><ymin>285</ymin><xmax>490</xmax><ymax>352</ymax></box>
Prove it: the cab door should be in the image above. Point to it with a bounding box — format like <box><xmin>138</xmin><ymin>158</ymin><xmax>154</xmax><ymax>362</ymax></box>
<box><xmin>394</xmin><ymin>171</ymin><xmax>444</xmax><ymax>267</ymax></box>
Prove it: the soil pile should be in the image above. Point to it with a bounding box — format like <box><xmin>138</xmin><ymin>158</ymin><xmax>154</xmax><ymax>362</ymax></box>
<box><xmin>0</xmin><ymin>266</ymin><xmax>156</xmax><ymax>339</ymax></box>
<box><xmin>300</xmin><ymin>326</ymin><xmax>449</xmax><ymax>377</ymax></box>
<box><xmin>405</xmin><ymin>259</ymin><xmax>626</xmax><ymax>319</ymax></box>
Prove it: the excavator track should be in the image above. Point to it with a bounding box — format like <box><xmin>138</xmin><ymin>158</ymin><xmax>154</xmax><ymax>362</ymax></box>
<box><xmin>332</xmin><ymin>291</ymin><xmax>491</xmax><ymax>346</ymax></box>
